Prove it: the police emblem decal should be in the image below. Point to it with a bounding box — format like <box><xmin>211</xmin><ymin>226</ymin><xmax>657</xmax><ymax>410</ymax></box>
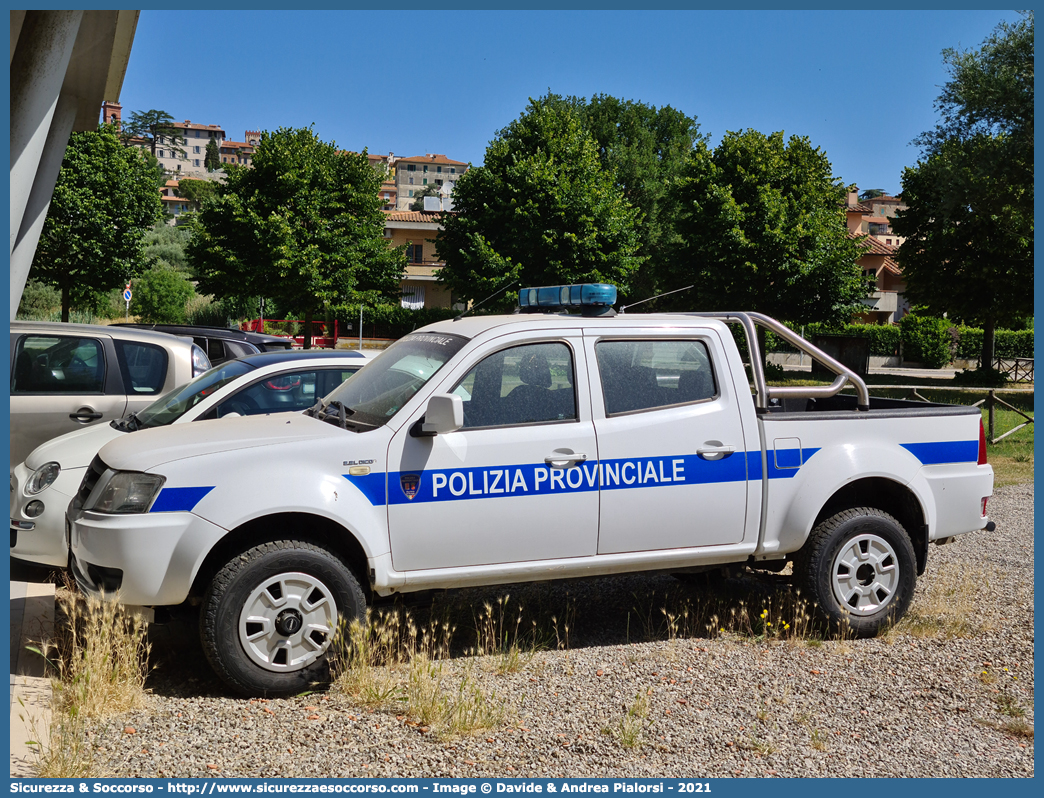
<box><xmin>400</xmin><ymin>473</ymin><xmax>420</xmax><ymax>500</ymax></box>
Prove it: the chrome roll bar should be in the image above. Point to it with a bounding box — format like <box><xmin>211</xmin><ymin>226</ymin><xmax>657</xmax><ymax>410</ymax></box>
<box><xmin>683</xmin><ymin>312</ymin><xmax>871</xmax><ymax>411</ymax></box>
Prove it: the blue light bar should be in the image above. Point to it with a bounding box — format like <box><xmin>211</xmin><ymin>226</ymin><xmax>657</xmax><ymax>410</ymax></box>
<box><xmin>518</xmin><ymin>283</ymin><xmax>617</xmax><ymax>310</ymax></box>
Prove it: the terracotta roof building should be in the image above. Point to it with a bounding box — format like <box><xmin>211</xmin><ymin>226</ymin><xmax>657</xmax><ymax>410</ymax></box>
<box><xmin>393</xmin><ymin>153</ymin><xmax>468</xmax><ymax>211</ymax></box>
<box><xmin>382</xmin><ymin>209</ymin><xmax>456</xmax><ymax>310</ymax></box>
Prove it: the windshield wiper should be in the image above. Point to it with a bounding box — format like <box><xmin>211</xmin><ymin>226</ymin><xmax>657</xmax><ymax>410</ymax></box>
<box><xmin>309</xmin><ymin>399</ymin><xmax>376</xmax><ymax>430</ymax></box>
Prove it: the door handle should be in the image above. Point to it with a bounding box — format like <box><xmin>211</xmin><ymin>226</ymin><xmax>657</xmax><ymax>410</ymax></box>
<box><xmin>70</xmin><ymin>408</ymin><xmax>103</xmax><ymax>423</ymax></box>
<box><xmin>697</xmin><ymin>443</ymin><xmax>735</xmax><ymax>461</ymax></box>
<box><xmin>545</xmin><ymin>449</ymin><xmax>587</xmax><ymax>469</ymax></box>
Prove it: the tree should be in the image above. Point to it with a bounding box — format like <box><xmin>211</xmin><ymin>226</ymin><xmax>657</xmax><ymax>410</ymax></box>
<box><xmin>565</xmin><ymin>93</ymin><xmax>704</xmax><ymax>302</ymax></box>
<box><xmin>670</xmin><ymin>129</ymin><xmax>867</xmax><ymax>355</ymax></box>
<box><xmin>894</xmin><ymin>12</ymin><xmax>1033</xmax><ymax>367</ymax></box>
<box><xmin>122</xmin><ymin>109</ymin><xmax>186</xmax><ymax>160</ymax></box>
<box><xmin>176</xmin><ymin>177</ymin><xmax>218</xmax><ymax>207</ymax></box>
<box><xmin>187</xmin><ymin>127</ymin><xmax>405</xmax><ymax>348</ymax></box>
<box><xmin>29</xmin><ymin>125</ymin><xmax>164</xmax><ymax>321</ymax></box>
<box><xmin>131</xmin><ymin>266</ymin><xmax>195</xmax><ymax>323</ymax></box>
<box><xmin>436</xmin><ymin>98</ymin><xmax>643</xmax><ymax>309</ymax></box>
<box><xmin>409</xmin><ymin>182</ymin><xmax>442</xmax><ymax>211</ymax></box>
<box><xmin>205</xmin><ymin>137</ymin><xmax>221</xmax><ymax>171</ymax></box>
<box><xmin>859</xmin><ymin>188</ymin><xmax>888</xmax><ymax>200</ymax></box>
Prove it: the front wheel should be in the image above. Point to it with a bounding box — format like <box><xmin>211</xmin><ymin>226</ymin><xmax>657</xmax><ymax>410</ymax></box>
<box><xmin>201</xmin><ymin>540</ymin><xmax>366</xmax><ymax>696</ymax></box>
<box><xmin>796</xmin><ymin>507</ymin><xmax>916</xmax><ymax>637</ymax></box>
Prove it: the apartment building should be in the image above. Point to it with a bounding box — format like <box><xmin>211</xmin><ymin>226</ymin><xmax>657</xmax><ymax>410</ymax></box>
<box><xmin>393</xmin><ymin>153</ymin><xmax>467</xmax><ymax>210</ymax></box>
<box><xmin>220</xmin><ymin>130</ymin><xmax>259</xmax><ymax>167</ymax></box>
<box><xmin>366</xmin><ymin>153</ymin><xmax>397</xmax><ymax>210</ymax></box>
<box><xmin>383</xmin><ymin>209</ymin><xmax>455</xmax><ymax>309</ymax></box>
<box><xmin>845</xmin><ymin>188</ymin><xmax>908</xmax><ymax>324</ymax></box>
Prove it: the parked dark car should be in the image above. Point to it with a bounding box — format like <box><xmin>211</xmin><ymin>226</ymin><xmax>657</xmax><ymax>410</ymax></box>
<box><xmin>113</xmin><ymin>323</ymin><xmax>294</xmax><ymax>365</ymax></box>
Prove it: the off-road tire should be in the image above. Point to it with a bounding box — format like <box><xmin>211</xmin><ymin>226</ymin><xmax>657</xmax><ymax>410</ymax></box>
<box><xmin>795</xmin><ymin>507</ymin><xmax>916</xmax><ymax>637</ymax></box>
<box><xmin>201</xmin><ymin>540</ymin><xmax>365</xmax><ymax>696</ymax></box>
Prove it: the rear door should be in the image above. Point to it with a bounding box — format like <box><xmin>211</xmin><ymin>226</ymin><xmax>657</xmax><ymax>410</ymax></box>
<box><xmin>584</xmin><ymin>327</ymin><xmax>750</xmax><ymax>553</ymax></box>
<box><xmin>10</xmin><ymin>332</ymin><xmax>127</xmax><ymax>466</ymax></box>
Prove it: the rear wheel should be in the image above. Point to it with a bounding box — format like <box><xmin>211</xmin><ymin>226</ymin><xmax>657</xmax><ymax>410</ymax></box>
<box><xmin>796</xmin><ymin>507</ymin><xmax>916</xmax><ymax>637</ymax></box>
<box><xmin>200</xmin><ymin>540</ymin><xmax>365</xmax><ymax>696</ymax></box>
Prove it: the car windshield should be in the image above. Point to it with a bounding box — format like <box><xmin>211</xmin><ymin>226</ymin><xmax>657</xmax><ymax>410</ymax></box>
<box><xmin>133</xmin><ymin>360</ymin><xmax>256</xmax><ymax>429</ymax></box>
<box><xmin>319</xmin><ymin>332</ymin><xmax>468</xmax><ymax>428</ymax></box>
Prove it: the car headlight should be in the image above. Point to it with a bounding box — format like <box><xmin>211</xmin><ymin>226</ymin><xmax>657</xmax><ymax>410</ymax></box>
<box><xmin>25</xmin><ymin>462</ymin><xmax>61</xmax><ymax>495</ymax></box>
<box><xmin>86</xmin><ymin>472</ymin><xmax>166</xmax><ymax>514</ymax></box>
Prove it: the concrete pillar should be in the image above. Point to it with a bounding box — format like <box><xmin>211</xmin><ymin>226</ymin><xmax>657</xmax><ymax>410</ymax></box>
<box><xmin>9</xmin><ymin>10</ymin><xmax>82</xmax><ymax>265</ymax></box>
<box><xmin>10</xmin><ymin>93</ymin><xmax>77</xmax><ymax>319</ymax></box>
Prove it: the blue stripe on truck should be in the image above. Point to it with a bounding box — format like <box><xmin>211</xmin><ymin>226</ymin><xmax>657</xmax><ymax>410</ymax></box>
<box><xmin>900</xmin><ymin>440</ymin><xmax>979</xmax><ymax>465</ymax></box>
<box><xmin>345</xmin><ymin>448</ymin><xmax>822</xmax><ymax>507</ymax></box>
<box><xmin>150</xmin><ymin>486</ymin><xmax>214</xmax><ymax>513</ymax></box>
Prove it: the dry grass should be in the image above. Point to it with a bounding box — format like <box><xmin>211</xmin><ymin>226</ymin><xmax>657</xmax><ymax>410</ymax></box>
<box><xmin>887</xmin><ymin>562</ymin><xmax>991</xmax><ymax>639</ymax></box>
<box><xmin>26</xmin><ymin>587</ymin><xmax>151</xmax><ymax>777</ymax></box>
<box><xmin>406</xmin><ymin>656</ymin><xmax>505</xmax><ymax>738</ymax></box>
<box><xmin>330</xmin><ymin>606</ymin><xmax>506</xmax><ymax>739</ymax></box>
<box><xmin>604</xmin><ymin>690</ymin><xmax>650</xmax><ymax>750</ymax></box>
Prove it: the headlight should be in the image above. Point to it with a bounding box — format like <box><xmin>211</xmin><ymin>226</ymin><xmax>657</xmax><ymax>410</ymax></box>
<box><xmin>86</xmin><ymin>472</ymin><xmax>166</xmax><ymax>514</ymax></box>
<box><xmin>26</xmin><ymin>462</ymin><xmax>61</xmax><ymax>495</ymax></box>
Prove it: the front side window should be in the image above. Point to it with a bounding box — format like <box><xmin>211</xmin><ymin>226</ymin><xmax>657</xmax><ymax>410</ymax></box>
<box><xmin>454</xmin><ymin>342</ymin><xmax>577</xmax><ymax>429</ymax></box>
<box><xmin>596</xmin><ymin>339</ymin><xmax>716</xmax><ymax>415</ymax></box>
<box><xmin>12</xmin><ymin>335</ymin><xmax>104</xmax><ymax>394</ymax></box>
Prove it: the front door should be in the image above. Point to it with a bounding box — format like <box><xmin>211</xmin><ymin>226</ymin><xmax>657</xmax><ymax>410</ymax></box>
<box><xmin>10</xmin><ymin>333</ymin><xmax>127</xmax><ymax>466</ymax></box>
<box><xmin>585</xmin><ymin>330</ymin><xmax>750</xmax><ymax>554</ymax></box>
<box><xmin>387</xmin><ymin>335</ymin><xmax>599</xmax><ymax>572</ymax></box>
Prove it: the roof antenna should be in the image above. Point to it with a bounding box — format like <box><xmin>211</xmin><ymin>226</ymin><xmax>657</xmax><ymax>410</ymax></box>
<box><xmin>454</xmin><ymin>280</ymin><xmax>519</xmax><ymax>321</ymax></box>
<box><xmin>619</xmin><ymin>285</ymin><xmax>694</xmax><ymax>314</ymax></box>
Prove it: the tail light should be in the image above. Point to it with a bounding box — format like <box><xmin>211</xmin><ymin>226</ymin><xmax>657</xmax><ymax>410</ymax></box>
<box><xmin>982</xmin><ymin>497</ymin><xmax>989</xmax><ymax>517</ymax></box>
<box><xmin>978</xmin><ymin>418</ymin><xmax>988</xmax><ymax>465</ymax></box>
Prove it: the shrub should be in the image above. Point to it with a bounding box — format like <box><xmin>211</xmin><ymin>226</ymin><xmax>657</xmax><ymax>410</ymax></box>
<box><xmin>130</xmin><ymin>266</ymin><xmax>195</xmax><ymax>323</ymax></box>
<box><xmin>336</xmin><ymin>303</ymin><xmax>458</xmax><ymax>340</ymax></box>
<box><xmin>16</xmin><ymin>281</ymin><xmax>61</xmax><ymax>319</ymax></box>
<box><xmin>900</xmin><ymin>315</ymin><xmax>954</xmax><ymax>368</ymax></box>
<box><xmin>953</xmin><ymin>327</ymin><xmax>1035</xmax><ymax>360</ymax></box>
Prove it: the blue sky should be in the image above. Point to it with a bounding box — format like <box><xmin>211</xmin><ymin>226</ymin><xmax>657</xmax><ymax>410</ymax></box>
<box><xmin>119</xmin><ymin>8</ymin><xmax>1018</xmax><ymax>195</ymax></box>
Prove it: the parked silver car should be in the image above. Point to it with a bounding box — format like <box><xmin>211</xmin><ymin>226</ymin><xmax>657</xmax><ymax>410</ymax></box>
<box><xmin>9</xmin><ymin>321</ymin><xmax>211</xmax><ymax>467</ymax></box>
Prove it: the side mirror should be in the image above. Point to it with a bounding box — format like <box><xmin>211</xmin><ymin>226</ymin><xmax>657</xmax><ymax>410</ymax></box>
<box><xmin>410</xmin><ymin>394</ymin><xmax>463</xmax><ymax>437</ymax></box>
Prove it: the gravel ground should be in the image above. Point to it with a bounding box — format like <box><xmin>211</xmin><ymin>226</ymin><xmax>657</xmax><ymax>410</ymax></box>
<box><xmin>90</xmin><ymin>484</ymin><xmax>1034</xmax><ymax>778</ymax></box>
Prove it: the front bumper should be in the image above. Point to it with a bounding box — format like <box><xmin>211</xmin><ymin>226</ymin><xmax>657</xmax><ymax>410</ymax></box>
<box><xmin>11</xmin><ymin>462</ymin><xmax>85</xmax><ymax>568</ymax></box>
<box><xmin>68</xmin><ymin>507</ymin><xmax>228</xmax><ymax>606</ymax></box>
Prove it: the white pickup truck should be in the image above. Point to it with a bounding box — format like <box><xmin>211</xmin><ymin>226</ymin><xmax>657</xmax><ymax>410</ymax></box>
<box><xmin>67</xmin><ymin>284</ymin><xmax>994</xmax><ymax>696</ymax></box>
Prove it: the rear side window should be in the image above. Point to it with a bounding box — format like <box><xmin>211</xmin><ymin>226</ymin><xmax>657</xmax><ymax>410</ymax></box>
<box><xmin>194</xmin><ymin>337</ymin><xmax>226</xmax><ymax>362</ymax></box>
<box><xmin>114</xmin><ymin>340</ymin><xmax>168</xmax><ymax>395</ymax></box>
<box><xmin>12</xmin><ymin>335</ymin><xmax>104</xmax><ymax>394</ymax></box>
<box><xmin>596</xmin><ymin>339</ymin><xmax>717</xmax><ymax>415</ymax></box>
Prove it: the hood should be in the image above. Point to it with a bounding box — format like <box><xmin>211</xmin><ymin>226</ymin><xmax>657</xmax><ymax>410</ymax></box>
<box><xmin>25</xmin><ymin>422</ymin><xmax>126</xmax><ymax>471</ymax></box>
<box><xmin>97</xmin><ymin>413</ymin><xmax>339</xmax><ymax>472</ymax></box>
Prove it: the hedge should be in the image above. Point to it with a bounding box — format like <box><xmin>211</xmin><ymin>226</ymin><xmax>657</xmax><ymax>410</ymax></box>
<box><xmin>333</xmin><ymin>303</ymin><xmax>458</xmax><ymax>340</ymax></box>
<box><xmin>766</xmin><ymin>319</ymin><xmax>1033</xmax><ymax>366</ymax></box>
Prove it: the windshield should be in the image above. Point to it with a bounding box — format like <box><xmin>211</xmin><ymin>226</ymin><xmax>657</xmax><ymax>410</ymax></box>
<box><xmin>320</xmin><ymin>332</ymin><xmax>468</xmax><ymax>428</ymax></box>
<box><xmin>134</xmin><ymin>360</ymin><xmax>255</xmax><ymax>428</ymax></box>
